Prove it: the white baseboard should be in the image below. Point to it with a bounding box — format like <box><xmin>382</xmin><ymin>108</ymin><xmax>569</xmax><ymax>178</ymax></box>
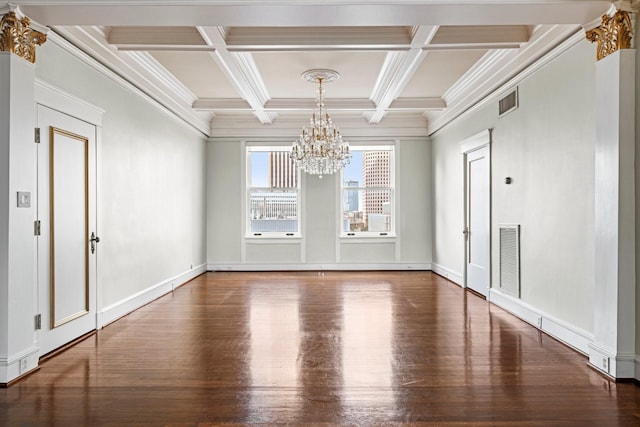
<box><xmin>489</xmin><ymin>288</ymin><xmax>593</xmax><ymax>356</ymax></box>
<box><xmin>431</xmin><ymin>263</ymin><xmax>464</xmax><ymax>286</ymax></box>
<box><xmin>98</xmin><ymin>263</ymin><xmax>207</xmax><ymax>328</ymax></box>
<box><xmin>208</xmin><ymin>263</ymin><xmax>431</xmax><ymax>272</ymax></box>
<box><xmin>0</xmin><ymin>345</ymin><xmax>39</xmax><ymax>384</ymax></box>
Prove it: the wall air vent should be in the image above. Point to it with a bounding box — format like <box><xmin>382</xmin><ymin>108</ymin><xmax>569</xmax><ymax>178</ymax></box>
<box><xmin>498</xmin><ymin>87</ymin><xmax>518</xmax><ymax>117</ymax></box>
<box><xmin>499</xmin><ymin>224</ymin><xmax>520</xmax><ymax>298</ymax></box>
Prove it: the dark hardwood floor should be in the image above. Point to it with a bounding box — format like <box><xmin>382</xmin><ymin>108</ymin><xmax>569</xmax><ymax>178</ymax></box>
<box><xmin>1</xmin><ymin>271</ymin><xmax>639</xmax><ymax>426</ymax></box>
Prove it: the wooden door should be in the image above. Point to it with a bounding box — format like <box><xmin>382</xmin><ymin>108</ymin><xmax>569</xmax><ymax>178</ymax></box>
<box><xmin>465</xmin><ymin>145</ymin><xmax>490</xmax><ymax>297</ymax></box>
<box><xmin>37</xmin><ymin>105</ymin><xmax>98</xmax><ymax>356</ymax></box>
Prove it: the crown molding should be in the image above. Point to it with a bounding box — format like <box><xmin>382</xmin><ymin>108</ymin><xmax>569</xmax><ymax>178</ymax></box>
<box><xmin>428</xmin><ymin>25</ymin><xmax>586</xmax><ymax>137</ymax></box>
<box><xmin>51</xmin><ymin>26</ymin><xmax>211</xmax><ymax>136</ymax></box>
<box><xmin>426</xmin><ymin>24</ymin><xmax>581</xmax><ymax>135</ymax></box>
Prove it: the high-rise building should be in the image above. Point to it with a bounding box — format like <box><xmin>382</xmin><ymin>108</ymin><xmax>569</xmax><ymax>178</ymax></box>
<box><xmin>344</xmin><ymin>179</ymin><xmax>359</xmax><ymax>212</ymax></box>
<box><xmin>268</xmin><ymin>151</ymin><xmax>297</xmax><ymax>188</ymax></box>
<box><xmin>362</xmin><ymin>151</ymin><xmax>390</xmax><ymax>217</ymax></box>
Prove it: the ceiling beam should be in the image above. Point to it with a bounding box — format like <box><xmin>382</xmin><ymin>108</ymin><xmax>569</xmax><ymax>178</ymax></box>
<box><xmin>18</xmin><ymin>1</ymin><xmax>612</xmax><ymax>27</ymax></box>
<box><xmin>196</xmin><ymin>26</ymin><xmax>275</xmax><ymax>124</ymax></box>
<box><xmin>366</xmin><ymin>25</ymin><xmax>438</xmax><ymax>124</ymax></box>
<box><xmin>193</xmin><ymin>97</ymin><xmax>444</xmax><ymax>112</ymax></box>
<box><xmin>108</xmin><ymin>26</ymin><xmax>210</xmax><ymax>51</ymax></box>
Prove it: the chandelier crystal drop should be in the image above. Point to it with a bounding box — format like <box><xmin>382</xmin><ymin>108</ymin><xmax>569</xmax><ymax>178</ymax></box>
<box><xmin>290</xmin><ymin>69</ymin><xmax>351</xmax><ymax>178</ymax></box>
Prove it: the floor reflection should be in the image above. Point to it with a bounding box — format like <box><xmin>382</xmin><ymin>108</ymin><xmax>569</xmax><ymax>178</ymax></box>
<box><xmin>342</xmin><ymin>281</ymin><xmax>395</xmax><ymax>417</ymax></box>
<box><xmin>248</xmin><ymin>283</ymin><xmax>301</xmax><ymax>421</ymax></box>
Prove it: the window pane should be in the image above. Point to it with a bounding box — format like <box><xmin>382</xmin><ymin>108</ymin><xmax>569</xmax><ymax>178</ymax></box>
<box><xmin>250</xmin><ymin>191</ymin><xmax>298</xmax><ymax>232</ymax></box>
<box><xmin>342</xmin><ymin>147</ymin><xmax>393</xmax><ymax>234</ymax></box>
<box><xmin>343</xmin><ymin>189</ymin><xmax>391</xmax><ymax>232</ymax></box>
<box><xmin>249</xmin><ymin>151</ymin><xmax>297</xmax><ymax>189</ymax></box>
<box><xmin>248</xmin><ymin>148</ymin><xmax>299</xmax><ymax>234</ymax></box>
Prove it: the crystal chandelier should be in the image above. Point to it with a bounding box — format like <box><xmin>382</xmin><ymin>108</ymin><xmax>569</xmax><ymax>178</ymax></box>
<box><xmin>290</xmin><ymin>69</ymin><xmax>351</xmax><ymax>178</ymax></box>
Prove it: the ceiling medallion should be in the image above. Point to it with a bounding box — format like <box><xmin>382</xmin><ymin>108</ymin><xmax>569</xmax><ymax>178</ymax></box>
<box><xmin>0</xmin><ymin>11</ymin><xmax>47</xmax><ymax>64</ymax></box>
<box><xmin>290</xmin><ymin>69</ymin><xmax>351</xmax><ymax>179</ymax></box>
<box><xmin>586</xmin><ymin>9</ymin><xmax>633</xmax><ymax>61</ymax></box>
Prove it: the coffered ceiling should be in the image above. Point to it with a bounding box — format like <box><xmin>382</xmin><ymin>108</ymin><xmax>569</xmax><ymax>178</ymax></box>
<box><xmin>9</xmin><ymin>1</ymin><xmax>613</xmax><ymax>137</ymax></box>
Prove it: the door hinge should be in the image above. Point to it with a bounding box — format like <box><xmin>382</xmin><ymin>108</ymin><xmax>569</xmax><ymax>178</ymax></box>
<box><xmin>35</xmin><ymin>314</ymin><xmax>41</xmax><ymax>330</ymax></box>
<box><xmin>35</xmin><ymin>128</ymin><xmax>40</xmax><ymax>144</ymax></box>
<box><xmin>34</xmin><ymin>220</ymin><xmax>41</xmax><ymax>236</ymax></box>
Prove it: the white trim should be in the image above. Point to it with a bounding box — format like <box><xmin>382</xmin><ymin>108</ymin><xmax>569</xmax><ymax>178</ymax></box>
<box><xmin>394</xmin><ymin>139</ymin><xmax>401</xmax><ymax>262</ymax></box>
<box><xmin>587</xmin><ymin>343</ymin><xmax>636</xmax><ymax>379</ymax></box>
<box><xmin>97</xmin><ymin>264</ymin><xmax>206</xmax><ymax>328</ymax></box>
<box><xmin>46</xmin><ymin>29</ymin><xmax>209</xmax><ymax>138</ymax></box>
<box><xmin>431</xmin><ymin>263</ymin><xmax>464</xmax><ymax>286</ymax></box>
<box><xmin>429</xmin><ymin>26</ymin><xmax>586</xmax><ymax>136</ymax></box>
<box><xmin>489</xmin><ymin>288</ymin><xmax>593</xmax><ymax>355</ymax></box>
<box><xmin>208</xmin><ymin>263</ymin><xmax>431</xmax><ymax>271</ymax></box>
<box><xmin>0</xmin><ymin>345</ymin><xmax>39</xmax><ymax>383</ymax></box>
<box><xmin>35</xmin><ymin>79</ymin><xmax>105</xmax><ymax>126</ymax></box>
<box><xmin>460</xmin><ymin>129</ymin><xmax>491</xmax><ymax>154</ymax></box>
<box><xmin>339</xmin><ymin>237</ymin><xmax>396</xmax><ymax>244</ymax></box>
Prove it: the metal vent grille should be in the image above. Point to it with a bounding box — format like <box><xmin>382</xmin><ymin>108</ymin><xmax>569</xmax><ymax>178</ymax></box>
<box><xmin>499</xmin><ymin>88</ymin><xmax>518</xmax><ymax>116</ymax></box>
<box><xmin>499</xmin><ymin>225</ymin><xmax>520</xmax><ymax>297</ymax></box>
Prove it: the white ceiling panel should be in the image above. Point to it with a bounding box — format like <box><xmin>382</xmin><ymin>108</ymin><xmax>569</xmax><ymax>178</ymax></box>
<box><xmin>252</xmin><ymin>51</ymin><xmax>387</xmax><ymax>99</ymax></box>
<box><xmin>400</xmin><ymin>50</ymin><xmax>488</xmax><ymax>98</ymax></box>
<box><xmin>150</xmin><ymin>51</ymin><xmax>239</xmax><ymax>98</ymax></box>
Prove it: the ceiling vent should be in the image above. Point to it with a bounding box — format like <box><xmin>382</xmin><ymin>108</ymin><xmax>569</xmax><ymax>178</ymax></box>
<box><xmin>498</xmin><ymin>87</ymin><xmax>518</xmax><ymax>117</ymax></box>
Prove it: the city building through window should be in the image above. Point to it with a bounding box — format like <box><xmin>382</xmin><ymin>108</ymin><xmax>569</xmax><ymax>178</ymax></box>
<box><xmin>247</xmin><ymin>147</ymin><xmax>300</xmax><ymax>236</ymax></box>
<box><xmin>341</xmin><ymin>145</ymin><xmax>394</xmax><ymax>236</ymax></box>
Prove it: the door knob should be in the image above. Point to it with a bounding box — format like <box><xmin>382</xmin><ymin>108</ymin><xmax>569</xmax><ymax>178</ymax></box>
<box><xmin>90</xmin><ymin>232</ymin><xmax>100</xmax><ymax>254</ymax></box>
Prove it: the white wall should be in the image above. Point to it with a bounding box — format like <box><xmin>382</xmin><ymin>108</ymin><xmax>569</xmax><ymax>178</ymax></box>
<box><xmin>207</xmin><ymin>137</ymin><xmax>432</xmax><ymax>269</ymax></box>
<box><xmin>0</xmin><ymin>53</ymin><xmax>39</xmax><ymax>382</ymax></box>
<box><xmin>35</xmin><ymin>40</ymin><xmax>207</xmax><ymax>311</ymax></box>
<box><xmin>432</xmin><ymin>39</ymin><xmax>596</xmax><ymax>334</ymax></box>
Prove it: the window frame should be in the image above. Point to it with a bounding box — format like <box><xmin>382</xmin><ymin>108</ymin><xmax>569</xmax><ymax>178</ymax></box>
<box><xmin>339</xmin><ymin>144</ymin><xmax>396</xmax><ymax>238</ymax></box>
<box><xmin>245</xmin><ymin>145</ymin><xmax>302</xmax><ymax>239</ymax></box>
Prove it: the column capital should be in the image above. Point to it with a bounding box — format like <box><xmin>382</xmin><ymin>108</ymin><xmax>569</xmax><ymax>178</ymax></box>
<box><xmin>0</xmin><ymin>11</ymin><xmax>46</xmax><ymax>64</ymax></box>
<box><xmin>585</xmin><ymin>8</ymin><xmax>633</xmax><ymax>61</ymax></box>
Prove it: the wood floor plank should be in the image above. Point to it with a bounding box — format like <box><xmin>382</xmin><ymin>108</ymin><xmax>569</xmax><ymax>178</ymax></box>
<box><xmin>1</xmin><ymin>271</ymin><xmax>639</xmax><ymax>426</ymax></box>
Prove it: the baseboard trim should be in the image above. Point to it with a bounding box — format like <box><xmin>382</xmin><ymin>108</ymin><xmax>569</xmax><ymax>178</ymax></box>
<box><xmin>489</xmin><ymin>288</ymin><xmax>593</xmax><ymax>356</ymax></box>
<box><xmin>208</xmin><ymin>263</ymin><xmax>431</xmax><ymax>272</ymax></box>
<box><xmin>98</xmin><ymin>263</ymin><xmax>207</xmax><ymax>328</ymax></box>
<box><xmin>431</xmin><ymin>263</ymin><xmax>464</xmax><ymax>286</ymax></box>
<box><xmin>0</xmin><ymin>345</ymin><xmax>40</xmax><ymax>384</ymax></box>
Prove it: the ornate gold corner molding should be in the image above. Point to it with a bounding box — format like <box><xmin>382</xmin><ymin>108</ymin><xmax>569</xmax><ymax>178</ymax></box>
<box><xmin>586</xmin><ymin>9</ymin><xmax>633</xmax><ymax>61</ymax></box>
<box><xmin>0</xmin><ymin>11</ymin><xmax>47</xmax><ymax>63</ymax></box>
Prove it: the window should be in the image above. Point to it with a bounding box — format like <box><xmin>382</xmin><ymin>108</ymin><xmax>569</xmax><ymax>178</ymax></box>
<box><xmin>247</xmin><ymin>147</ymin><xmax>300</xmax><ymax>237</ymax></box>
<box><xmin>341</xmin><ymin>145</ymin><xmax>394</xmax><ymax>236</ymax></box>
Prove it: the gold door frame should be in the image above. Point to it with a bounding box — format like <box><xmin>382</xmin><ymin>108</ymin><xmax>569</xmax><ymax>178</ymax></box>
<box><xmin>49</xmin><ymin>126</ymin><xmax>90</xmax><ymax>328</ymax></box>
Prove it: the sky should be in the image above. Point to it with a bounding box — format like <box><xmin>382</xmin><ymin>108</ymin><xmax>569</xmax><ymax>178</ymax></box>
<box><xmin>250</xmin><ymin>150</ymin><xmax>363</xmax><ymax>187</ymax></box>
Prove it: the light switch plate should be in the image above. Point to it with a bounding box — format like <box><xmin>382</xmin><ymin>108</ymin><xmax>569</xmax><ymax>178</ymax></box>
<box><xmin>17</xmin><ymin>192</ymin><xmax>31</xmax><ymax>208</ymax></box>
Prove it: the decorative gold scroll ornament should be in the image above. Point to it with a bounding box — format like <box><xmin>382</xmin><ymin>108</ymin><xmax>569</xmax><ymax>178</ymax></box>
<box><xmin>586</xmin><ymin>9</ymin><xmax>633</xmax><ymax>61</ymax></box>
<box><xmin>0</xmin><ymin>11</ymin><xmax>47</xmax><ymax>63</ymax></box>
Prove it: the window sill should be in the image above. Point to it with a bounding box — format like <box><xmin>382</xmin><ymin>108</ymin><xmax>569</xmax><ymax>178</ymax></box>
<box><xmin>245</xmin><ymin>233</ymin><xmax>302</xmax><ymax>242</ymax></box>
<box><xmin>339</xmin><ymin>234</ymin><xmax>396</xmax><ymax>243</ymax></box>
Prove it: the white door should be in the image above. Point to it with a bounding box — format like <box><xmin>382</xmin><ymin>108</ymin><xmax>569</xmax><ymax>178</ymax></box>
<box><xmin>37</xmin><ymin>105</ymin><xmax>98</xmax><ymax>356</ymax></box>
<box><xmin>465</xmin><ymin>145</ymin><xmax>490</xmax><ymax>297</ymax></box>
